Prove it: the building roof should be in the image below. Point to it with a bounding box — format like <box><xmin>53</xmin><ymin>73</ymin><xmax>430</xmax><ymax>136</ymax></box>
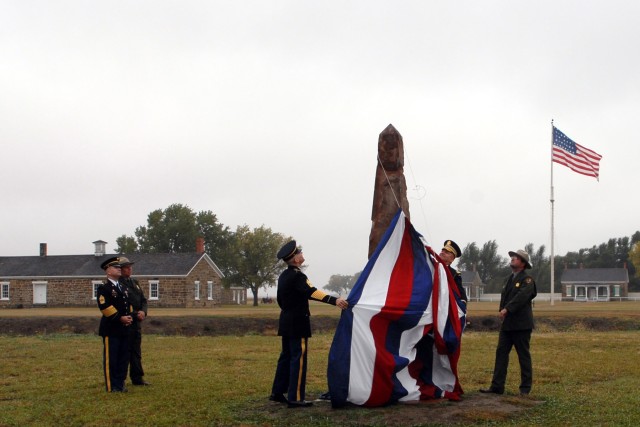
<box><xmin>460</xmin><ymin>270</ymin><xmax>484</xmax><ymax>285</ymax></box>
<box><xmin>561</xmin><ymin>268</ymin><xmax>628</xmax><ymax>284</ymax></box>
<box><xmin>0</xmin><ymin>253</ymin><xmax>224</xmax><ymax>279</ymax></box>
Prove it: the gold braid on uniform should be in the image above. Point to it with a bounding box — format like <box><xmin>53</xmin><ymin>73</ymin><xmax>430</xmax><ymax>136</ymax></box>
<box><xmin>307</xmin><ymin>279</ymin><xmax>338</xmax><ymax>305</ymax></box>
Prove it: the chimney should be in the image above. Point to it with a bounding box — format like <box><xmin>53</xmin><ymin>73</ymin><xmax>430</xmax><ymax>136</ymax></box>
<box><xmin>40</xmin><ymin>243</ymin><xmax>47</xmax><ymax>257</ymax></box>
<box><xmin>196</xmin><ymin>237</ymin><xmax>205</xmax><ymax>254</ymax></box>
<box><xmin>93</xmin><ymin>240</ymin><xmax>107</xmax><ymax>257</ymax></box>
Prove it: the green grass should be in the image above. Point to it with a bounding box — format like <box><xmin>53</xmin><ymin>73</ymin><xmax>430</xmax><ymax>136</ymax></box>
<box><xmin>2</xmin><ymin>330</ymin><xmax>640</xmax><ymax>426</ymax></box>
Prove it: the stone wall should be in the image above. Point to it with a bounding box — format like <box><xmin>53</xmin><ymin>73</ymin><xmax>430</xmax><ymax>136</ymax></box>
<box><xmin>0</xmin><ymin>278</ymin><xmax>99</xmax><ymax>308</ymax></box>
<box><xmin>0</xmin><ymin>258</ymin><xmax>247</xmax><ymax>308</ymax></box>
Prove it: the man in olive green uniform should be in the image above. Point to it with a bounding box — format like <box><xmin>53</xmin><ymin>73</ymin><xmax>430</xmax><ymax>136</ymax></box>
<box><xmin>480</xmin><ymin>249</ymin><xmax>537</xmax><ymax>396</ymax></box>
<box><xmin>269</xmin><ymin>240</ymin><xmax>348</xmax><ymax>408</ymax></box>
<box><xmin>120</xmin><ymin>257</ymin><xmax>150</xmax><ymax>386</ymax></box>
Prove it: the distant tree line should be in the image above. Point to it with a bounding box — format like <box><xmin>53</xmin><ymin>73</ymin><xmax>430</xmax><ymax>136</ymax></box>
<box><xmin>327</xmin><ymin>232</ymin><xmax>640</xmax><ymax>296</ymax></box>
<box><xmin>116</xmin><ymin>204</ymin><xmax>640</xmax><ymax>303</ymax></box>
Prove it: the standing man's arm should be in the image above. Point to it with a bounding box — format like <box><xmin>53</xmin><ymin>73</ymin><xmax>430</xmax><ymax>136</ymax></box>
<box><xmin>137</xmin><ymin>278</ymin><xmax>148</xmax><ymax>320</ymax></box>
<box><xmin>303</xmin><ymin>279</ymin><xmax>348</xmax><ymax>309</ymax></box>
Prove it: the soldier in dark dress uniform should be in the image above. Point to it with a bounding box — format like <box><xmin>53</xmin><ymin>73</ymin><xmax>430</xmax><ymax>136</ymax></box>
<box><xmin>120</xmin><ymin>257</ymin><xmax>150</xmax><ymax>386</ymax></box>
<box><xmin>97</xmin><ymin>257</ymin><xmax>134</xmax><ymax>392</ymax></box>
<box><xmin>269</xmin><ymin>240</ymin><xmax>348</xmax><ymax>408</ymax></box>
<box><xmin>480</xmin><ymin>249</ymin><xmax>537</xmax><ymax>396</ymax></box>
<box><xmin>439</xmin><ymin>240</ymin><xmax>468</xmax><ymax>307</ymax></box>
<box><xmin>415</xmin><ymin>240</ymin><xmax>467</xmax><ymax>400</ymax></box>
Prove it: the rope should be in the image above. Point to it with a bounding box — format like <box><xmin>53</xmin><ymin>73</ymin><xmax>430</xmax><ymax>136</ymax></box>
<box><xmin>376</xmin><ymin>139</ymin><xmax>431</xmax><ymax>242</ymax></box>
<box><xmin>403</xmin><ymin>142</ymin><xmax>431</xmax><ymax>240</ymax></box>
<box><xmin>376</xmin><ymin>154</ymin><xmax>402</xmax><ymax>210</ymax></box>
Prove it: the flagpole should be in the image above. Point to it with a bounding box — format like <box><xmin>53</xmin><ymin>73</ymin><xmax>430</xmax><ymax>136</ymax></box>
<box><xmin>550</xmin><ymin>119</ymin><xmax>555</xmax><ymax>306</ymax></box>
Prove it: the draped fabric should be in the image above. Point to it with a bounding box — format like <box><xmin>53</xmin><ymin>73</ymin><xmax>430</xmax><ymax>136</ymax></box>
<box><xmin>327</xmin><ymin>209</ymin><xmax>465</xmax><ymax>407</ymax></box>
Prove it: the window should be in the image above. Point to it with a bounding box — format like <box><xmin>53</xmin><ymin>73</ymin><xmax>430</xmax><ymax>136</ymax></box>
<box><xmin>613</xmin><ymin>285</ymin><xmax>620</xmax><ymax>297</ymax></box>
<box><xmin>207</xmin><ymin>281</ymin><xmax>213</xmax><ymax>300</ymax></box>
<box><xmin>92</xmin><ymin>281</ymin><xmax>103</xmax><ymax>300</ymax></box>
<box><xmin>566</xmin><ymin>285</ymin><xmax>572</xmax><ymax>297</ymax></box>
<box><xmin>598</xmin><ymin>287</ymin><xmax>608</xmax><ymax>298</ymax></box>
<box><xmin>195</xmin><ymin>281</ymin><xmax>200</xmax><ymax>300</ymax></box>
<box><xmin>1</xmin><ymin>282</ymin><xmax>9</xmax><ymax>300</ymax></box>
<box><xmin>149</xmin><ymin>281</ymin><xmax>159</xmax><ymax>300</ymax></box>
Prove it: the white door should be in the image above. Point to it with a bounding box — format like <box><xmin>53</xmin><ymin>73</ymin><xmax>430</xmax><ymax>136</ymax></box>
<box><xmin>33</xmin><ymin>282</ymin><xmax>47</xmax><ymax>304</ymax></box>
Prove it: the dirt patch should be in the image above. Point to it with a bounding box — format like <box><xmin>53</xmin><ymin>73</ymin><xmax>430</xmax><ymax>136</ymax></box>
<box><xmin>248</xmin><ymin>392</ymin><xmax>542</xmax><ymax>426</ymax></box>
<box><xmin>1</xmin><ymin>315</ymin><xmax>638</xmax><ymax>336</ymax></box>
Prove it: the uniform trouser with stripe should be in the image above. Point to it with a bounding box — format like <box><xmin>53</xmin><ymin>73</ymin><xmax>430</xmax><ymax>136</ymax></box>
<box><xmin>271</xmin><ymin>336</ymin><xmax>308</xmax><ymax>402</ymax></box>
<box><xmin>128</xmin><ymin>327</ymin><xmax>145</xmax><ymax>383</ymax></box>
<box><xmin>103</xmin><ymin>335</ymin><xmax>130</xmax><ymax>392</ymax></box>
<box><xmin>490</xmin><ymin>329</ymin><xmax>532</xmax><ymax>393</ymax></box>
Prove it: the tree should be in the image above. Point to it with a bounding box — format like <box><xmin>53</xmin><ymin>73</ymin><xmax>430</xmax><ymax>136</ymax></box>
<box><xmin>629</xmin><ymin>241</ymin><xmax>640</xmax><ymax>278</ymax></box>
<box><xmin>115</xmin><ymin>235</ymin><xmax>138</xmax><ymax>254</ymax></box>
<box><xmin>524</xmin><ymin>243</ymin><xmax>550</xmax><ymax>292</ymax></box>
<box><xmin>459</xmin><ymin>240</ymin><xmax>508</xmax><ymax>292</ymax></box>
<box><xmin>223</xmin><ymin>225</ymin><xmax>289</xmax><ymax>306</ymax></box>
<box><xmin>135</xmin><ymin>204</ymin><xmax>198</xmax><ymax>253</ymax></box>
<box><xmin>326</xmin><ymin>272</ymin><xmax>360</xmax><ymax>297</ymax></box>
<box><xmin>196</xmin><ymin>210</ymin><xmax>233</xmax><ymax>275</ymax></box>
<box><xmin>131</xmin><ymin>205</ymin><xmax>233</xmax><ymax>270</ymax></box>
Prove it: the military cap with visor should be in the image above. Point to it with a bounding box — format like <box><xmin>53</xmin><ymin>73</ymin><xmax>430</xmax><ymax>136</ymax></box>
<box><xmin>100</xmin><ymin>257</ymin><xmax>124</xmax><ymax>270</ymax></box>
<box><xmin>442</xmin><ymin>240</ymin><xmax>461</xmax><ymax>258</ymax></box>
<box><xmin>277</xmin><ymin>240</ymin><xmax>301</xmax><ymax>261</ymax></box>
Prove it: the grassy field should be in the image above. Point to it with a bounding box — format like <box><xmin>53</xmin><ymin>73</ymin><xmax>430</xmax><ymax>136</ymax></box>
<box><xmin>2</xmin><ymin>302</ymin><xmax>640</xmax><ymax>426</ymax></box>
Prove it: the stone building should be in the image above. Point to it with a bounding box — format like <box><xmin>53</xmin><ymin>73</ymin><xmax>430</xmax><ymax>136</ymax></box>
<box><xmin>0</xmin><ymin>241</ymin><xmax>246</xmax><ymax>308</ymax></box>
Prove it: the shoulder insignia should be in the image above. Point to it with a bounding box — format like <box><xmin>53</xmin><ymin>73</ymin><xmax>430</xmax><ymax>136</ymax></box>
<box><xmin>99</xmin><ymin>295</ymin><xmax>105</xmax><ymax>304</ymax></box>
<box><xmin>515</xmin><ymin>283</ymin><xmax>520</xmax><ymax>288</ymax></box>
<box><xmin>525</xmin><ymin>277</ymin><xmax>533</xmax><ymax>284</ymax></box>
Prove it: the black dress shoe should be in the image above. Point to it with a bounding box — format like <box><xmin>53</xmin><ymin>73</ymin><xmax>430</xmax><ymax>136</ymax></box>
<box><xmin>111</xmin><ymin>387</ymin><xmax>128</xmax><ymax>393</ymax></box>
<box><xmin>287</xmin><ymin>400</ymin><xmax>313</xmax><ymax>408</ymax></box>
<box><xmin>269</xmin><ymin>393</ymin><xmax>288</xmax><ymax>403</ymax></box>
<box><xmin>479</xmin><ymin>388</ymin><xmax>503</xmax><ymax>395</ymax></box>
<box><xmin>133</xmin><ymin>381</ymin><xmax>151</xmax><ymax>386</ymax></box>
<box><xmin>319</xmin><ymin>392</ymin><xmax>331</xmax><ymax>400</ymax></box>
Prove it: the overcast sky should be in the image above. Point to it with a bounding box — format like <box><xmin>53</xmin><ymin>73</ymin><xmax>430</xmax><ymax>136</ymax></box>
<box><xmin>2</xmin><ymin>1</ymin><xmax>639</xmax><ymax>292</ymax></box>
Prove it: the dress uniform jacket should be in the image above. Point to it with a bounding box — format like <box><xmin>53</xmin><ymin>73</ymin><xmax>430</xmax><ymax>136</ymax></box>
<box><xmin>122</xmin><ymin>277</ymin><xmax>147</xmax><ymax>330</ymax></box>
<box><xmin>449</xmin><ymin>266</ymin><xmax>468</xmax><ymax>304</ymax></box>
<box><xmin>499</xmin><ymin>271</ymin><xmax>537</xmax><ymax>331</ymax></box>
<box><xmin>277</xmin><ymin>265</ymin><xmax>337</xmax><ymax>338</ymax></box>
<box><xmin>97</xmin><ymin>280</ymin><xmax>132</xmax><ymax>337</ymax></box>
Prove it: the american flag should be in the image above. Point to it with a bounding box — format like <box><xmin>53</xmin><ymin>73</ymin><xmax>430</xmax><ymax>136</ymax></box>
<box><xmin>327</xmin><ymin>209</ymin><xmax>465</xmax><ymax>407</ymax></box>
<box><xmin>552</xmin><ymin>126</ymin><xmax>602</xmax><ymax>180</ymax></box>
